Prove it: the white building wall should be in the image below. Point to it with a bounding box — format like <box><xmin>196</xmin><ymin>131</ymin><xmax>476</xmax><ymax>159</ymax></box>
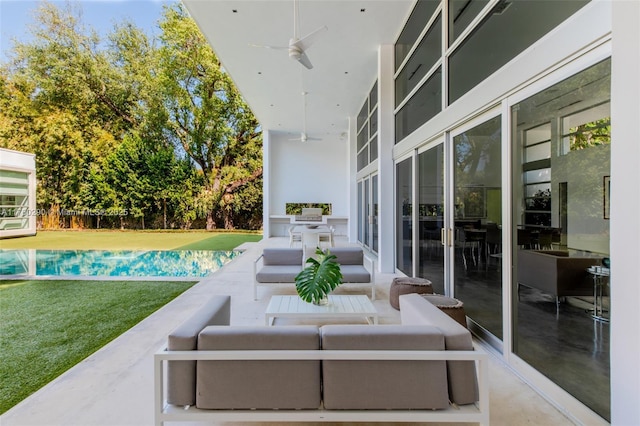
<box><xmin>267</xmin><ymin>133</ymin><xmax>349</xmax><ymax>236</ymax></box>
<box><xmin>610</xmin><ymin>1</ymin><xmax>640</xmax><ymax>424</ymax></box>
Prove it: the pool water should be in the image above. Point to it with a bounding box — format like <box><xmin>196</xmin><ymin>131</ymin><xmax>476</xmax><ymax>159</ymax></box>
<box><xmin>0</xmin><ymin>249</ymin><xmax>240</xmax><ymax>278</ymax></box>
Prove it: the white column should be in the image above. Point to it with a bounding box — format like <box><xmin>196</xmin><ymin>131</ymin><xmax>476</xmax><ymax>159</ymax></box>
<box><xmin>348</xmin><ymin>117</ymin><xmax>358</xmax><ymax>242</ymax></box>
<box><xmin>610</xmin><ymin>1</ymin><xmax>640</xmax><ymax>424</ymax></box>
<box><xmin>263</xmin><ymin>130</ymin><xmax>271</xmax><ymax>238</ymax></box>
<box><xmin>377</xmin><ymin>44</ymin><xmax>396</xmax><ymax>273</ymax></box>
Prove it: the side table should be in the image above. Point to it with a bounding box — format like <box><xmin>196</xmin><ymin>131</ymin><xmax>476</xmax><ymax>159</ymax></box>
<box><xmin>587</xmin><ymin>266</ymin><xmax>610</xmax><ymax>323</ymax></box>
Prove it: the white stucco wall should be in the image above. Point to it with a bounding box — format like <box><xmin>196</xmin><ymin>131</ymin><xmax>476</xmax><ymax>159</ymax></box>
<box><xmin>611</xmin><ymin>1</ymin><xmax>640</xmax><ymax>425</ymax></box>
<box><xmin>268</xmin><ymin>133</ymin><xmax>349</xmax><ymax>216</ymax></box>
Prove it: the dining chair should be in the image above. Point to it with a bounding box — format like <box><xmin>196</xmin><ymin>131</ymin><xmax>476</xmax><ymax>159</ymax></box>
<box><xmin>288</xmin><ymin>226</ymin><xmax>302</xmax><ymax>247</ymax></box>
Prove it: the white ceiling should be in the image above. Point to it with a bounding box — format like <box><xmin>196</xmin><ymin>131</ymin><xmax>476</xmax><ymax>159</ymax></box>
<box><xmin>182</xmin><ymin>0</ymin><xmax>414</xmax><ymax>141</ymax></box>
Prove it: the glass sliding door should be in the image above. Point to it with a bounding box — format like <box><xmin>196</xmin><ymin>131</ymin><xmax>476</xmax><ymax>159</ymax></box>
<box><xmin>452</xmin><ymin>116</ymin><xmax>503</xmax><ymax>340</ymax></box>
<box><xmin>357</xmin><ymin>181</ymin><xmax>363</xmax><ymax>244</ymax></box>
<box><xmin>396</xmin><ymin>158</ymin><xmax>413</xmax><ymax>275</ymax></box>
<box><xmin>358</xmin><ymin>175</ymin><xmax>378</xmax><ymax>254</ymax></box>
<box><xmin>364</xmin><ymin>179</ymin><xmax>370</xmax><ymax>248</ymax></box>
<box><xmin>511</xmin><ymin>59</ymin><xmax>611</xmax><ymax>421</ymax></box>
<box><xmin>371</xmin><ymin>175</ymin><xmax>378</xmax><ymax>253</ymax></box>
<box><xmin>417</xmin><ymin>144</ymin><xmax>445</xmax><ymax>294</ymax></box>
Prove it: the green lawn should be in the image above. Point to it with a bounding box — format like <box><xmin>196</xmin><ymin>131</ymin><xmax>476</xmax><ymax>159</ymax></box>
<box><xmin>0</xmin><ymin>230</ymin><xmax>263</xmax><ymax>414</ymax></box>
<box><xmin>0</xmin><ymin>279</ymin><xmax>194</xmax><ymax>414</ymax></box>
<box><xmin>0</xmin><ymin>230</ymin><xmax>263</xmax><ymax>251</ymax></box>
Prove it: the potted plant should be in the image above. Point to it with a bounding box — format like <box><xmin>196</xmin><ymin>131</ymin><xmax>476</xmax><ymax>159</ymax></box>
<box><xmin>295</xmin><ymin>247</ymin><xmax>343</xmax><ymax>305</ymax></box>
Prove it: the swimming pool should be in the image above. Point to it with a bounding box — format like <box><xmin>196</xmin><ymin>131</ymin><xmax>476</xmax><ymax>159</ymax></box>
<box><xmin>0</xmin><ymin>249</ymin><xmax>241</xmax><ymax>279</ymax></box>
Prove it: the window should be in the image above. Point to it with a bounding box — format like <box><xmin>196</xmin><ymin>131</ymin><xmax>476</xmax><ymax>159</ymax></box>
<box><xmin>395</xmin><ymin>14</ymin><xmax>442</xmax><ymax>107</ymax></box>
<box><xmin>523</xmin><ymin>123</ymin><xmax>551</xmax><ymax>227</ymax></box>
<box><xmin>448</xmin><ymin>0</ymin><xmax>489</xmax><ymax>45</ymax></box>
<box><xmin>0</xmin><ymin>170</ymin><xmax>30</xmax><ymax>231</ymax></box>
<box><xmin>395</xmin><ymin>68</ymin><xmax>442</xmax><ymax>143</ymax></box>
<box><xmin>356</xmin><ymin>80</ymin><xmax>379</xmax><ymax>171</ymax></box>
<box><xmin>395</xmin><ymin>0</ymin><xmax>440</xmax><ymax>70</ymax></box>
<box><xmin>448</xmin><ymin>0</ymin><xmax>590</xmax><ymax>104</ymax></box>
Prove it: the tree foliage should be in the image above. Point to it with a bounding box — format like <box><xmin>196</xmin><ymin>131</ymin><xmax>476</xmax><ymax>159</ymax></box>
<box><xmin>0</xmin><ymin>1</ymin><xmax>262</xmax><ymax>230</ymax></box>
<box><xmin>157</xmin><ymin>4</ymin><xmax>262</xmax><ymax>229</ymax></box>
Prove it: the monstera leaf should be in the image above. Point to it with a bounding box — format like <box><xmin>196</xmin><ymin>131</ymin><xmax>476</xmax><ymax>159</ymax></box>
<box><xmin>295</xmin><ymin>248</ymin><xmax>343</xmax><ymax>304</ymax></box>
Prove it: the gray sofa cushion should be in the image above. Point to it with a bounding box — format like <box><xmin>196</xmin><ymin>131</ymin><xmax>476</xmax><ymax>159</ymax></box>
<box><xmin>262</xmin><ymin>248</ymin><xmax>303</xmax><ymax>266</ymax></box>
<box><xmin>330</xmin><ymin>247</ymin><xmax>364</xmax><ymax>265</ymax></box>
<box><xmin>196</xmin><ymin>326</ymin><xmax>321</xmax><ymax>410</ymax></box>
<box><xmin>255</xmin><ymin>265</ymin><xmax>302</xmax><ymax>283</ymax></box>
<box><xmin>166</xmin><ymin>295</ymin><xmax>231</xmax><ymax>406</ymax></box>
<box><xmin>320</xmin><ymin>324</ymin><xmax>449</xmax><ymax>410</ymax></box>
<box><xmin>340</xmin><ymin>264</ymin><xmax>371</xmax><ymax>283</ymax></box>
<box><xmin>399</xmin><ymin>293</ymin><xmax>478</xmax><ymax>405</ymax></box>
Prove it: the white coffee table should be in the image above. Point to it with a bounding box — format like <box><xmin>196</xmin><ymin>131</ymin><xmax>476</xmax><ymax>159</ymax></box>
<box><xmin>265</xmin><ymin>294</ymin><xmax>378</xmax><ymax>326</ymax></box>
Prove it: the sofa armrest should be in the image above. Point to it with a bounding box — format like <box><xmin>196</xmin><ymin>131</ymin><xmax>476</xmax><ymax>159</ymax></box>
<box><xmin>253</xmin><ymin>254</ymin><xmax>264</xmax><ymax>300</ymax></box>
<box><xmin>399</xmin><ymin>293</ymin><xmax>478</xmax><ymax>405</ymax></box>
<box><xmin>166</xmin><ymin>295</ymin><xmax>231</xmax><ymax>406</ymax></box>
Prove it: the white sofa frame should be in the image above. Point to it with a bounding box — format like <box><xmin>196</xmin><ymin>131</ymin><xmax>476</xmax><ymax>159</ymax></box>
<box><xmin>154</xmin><ymin>347</ymin><xmax>489</xmax><ymax>426</ymax></box>
<box><xmin>252</xmin><ymin>253</ymin><xmax>376</xmax><ymax>300</ymax></box>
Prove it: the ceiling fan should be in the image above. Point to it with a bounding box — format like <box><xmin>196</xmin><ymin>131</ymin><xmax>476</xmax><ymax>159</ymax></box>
<box><xmin>250</xmin><ymin>0</ymin><xmax>327</xmax><ymax>69</ymax></box>
<box><xmin>290</xmin><ymin>91</ymin><xmax>321</xmax><ymax>142</ymax></box>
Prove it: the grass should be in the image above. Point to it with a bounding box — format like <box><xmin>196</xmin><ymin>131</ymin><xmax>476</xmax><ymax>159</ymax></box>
<box><xmin>0</xmin><ymin>230</ymin><xmax>263</xmax><ymax>251</ymax></box>
<box><xmin>0</xmin><ymin>230</ymin><xmax>262</xmax><ymax>414</ymax></box>
<box><xmin>0</xmin><ymin>279</ymin><xmax>194</xmax><ymax>414</ymax></box>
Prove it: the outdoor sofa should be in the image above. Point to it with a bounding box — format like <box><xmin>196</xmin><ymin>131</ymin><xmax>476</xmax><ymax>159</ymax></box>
<box><xmin>154</xmin><ymin>294</ymin><xmax>489</xmax><ymax>425</ymax></box>
<box><xmin>253</xmin><ymin>247</ymin><xmax>376</xmax><ymax>300</ymax></box>
<box><xmin>517</xmin><ymin>249</ymin><xmax>602</xmax><ymax>311</ymax></box>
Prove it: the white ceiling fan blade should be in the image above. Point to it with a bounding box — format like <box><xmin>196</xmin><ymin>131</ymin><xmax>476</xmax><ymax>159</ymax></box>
<box><xmin>293</xmin><ymin>25</ymin><xmax>328</xmax><ymax>51</ymax></box>
<box><xmin>248</xmin><ymin>43</ymin><xmax>289</xmax><ymax>50</ymax></box>
<box><xmin>296</xmin><ymin>51</ymin><xmax>313</xmax><ymax>69</ymax></box>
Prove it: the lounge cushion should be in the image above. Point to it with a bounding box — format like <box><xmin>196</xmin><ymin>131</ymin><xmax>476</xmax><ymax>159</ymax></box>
<box><xmin>255</xmin><ymin>265</ymin><xmax>302</xmax><ymax>283</ymax></box>
<box><xmin>320</xmin><ymin>325</ymin><xmax>449</xmax><ymax>410</ymax></box>
<box><xmin>196</xmin><ymin>326</ymin><xmax>321</xmax><ymax>410</ymax></box>
<box><xmin>340</xmin><ymin>264</ymin><xmax>371</xmax><ymax>283</ymax></box>
<box><xmin>399</xmin><ymin>293</ymin><xmax>478</xmax><ymax>405</ymax></box>
<box><xmin>330</xmin><ymin>247</ymin><xmax>364</xmax><ymax>265</ymax></box>
<box><xmin>167</xmin><ymin>295</ymin><xmax>231</xmax><ymax>406</ymax></box>
<box><xmin>262</xmin><ymin>248</ymin><xmax>303</xmax><ymax>265</ymax></box>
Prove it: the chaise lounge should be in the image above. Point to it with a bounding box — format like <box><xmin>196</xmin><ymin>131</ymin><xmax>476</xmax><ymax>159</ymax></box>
<box><xmin>155</xmin><ymin>294</ymin><xmax>489</xmax><ymax>425</ymax></box>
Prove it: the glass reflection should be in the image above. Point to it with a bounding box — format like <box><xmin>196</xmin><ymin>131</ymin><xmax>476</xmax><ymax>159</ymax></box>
<box><xmin>396</xmin><ymin>158</ymin><xmax>413</xmax><ymax>275</ymax></box>
<box><xmin>453</xmin><ymin>116</ymin><xmax>502</xmax><ymax>339</ymax></box>
<box><xmin>418</xmin><ymin>145</ymin><xmax>445</xmax><ymax>294</ymax></box>
<box><xmin>511</xmin><ymin>59</ymin><xmax>611</xmax><ymax>420</ymax></box>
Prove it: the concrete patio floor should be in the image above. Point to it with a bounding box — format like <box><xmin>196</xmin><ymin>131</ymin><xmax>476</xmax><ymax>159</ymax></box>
<box><xmin>1</xmin><ymin>237</ymin><xmax>576</xmax><ymax>426</ymax></box>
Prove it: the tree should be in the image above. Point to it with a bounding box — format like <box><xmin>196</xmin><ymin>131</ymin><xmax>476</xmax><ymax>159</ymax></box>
<box><xmin>157</xmin><ymin>4</ymin><xmax>262</xmax><ymax>230</ymax></box>
<box><xmin>0</xmin><ymin>2</ymin><xmax>263</xmax><ymax>230</ymax></box>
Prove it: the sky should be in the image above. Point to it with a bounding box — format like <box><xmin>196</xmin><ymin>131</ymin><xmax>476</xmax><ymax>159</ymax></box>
<box><xmin>0</xmin><ymin>0</ymin><xmax>176</xmax><ymax>62</ymax></box>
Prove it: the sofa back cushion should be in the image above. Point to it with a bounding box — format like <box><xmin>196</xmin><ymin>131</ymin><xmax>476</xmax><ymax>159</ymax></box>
<box><xmin>399</xmin><ymin>293</ymin><xmax>478</xmax><ymax>405</ymax></box>
<box><xmin>166</xmin><ymin>295</ymin><xmax>230</xmax><ymax>406</ymax></box>
<box><xmin>262</xmin><ymin>248</ymin><xmax>303</xmax><ymax>266</ymax></box>
<box><xmin>320</xmin><ymin>325</ymin><xmax>449</xmax><ymax>410</ymax></box>
<box><xmin>196</xmin><ymin>326</ymin><xmax>321</xmax><ymax>410</ymax></box>
<box><xmin>330</xmin><ymin>247</ymin><xmax>364</xmax><ymax>265</ymax></box>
